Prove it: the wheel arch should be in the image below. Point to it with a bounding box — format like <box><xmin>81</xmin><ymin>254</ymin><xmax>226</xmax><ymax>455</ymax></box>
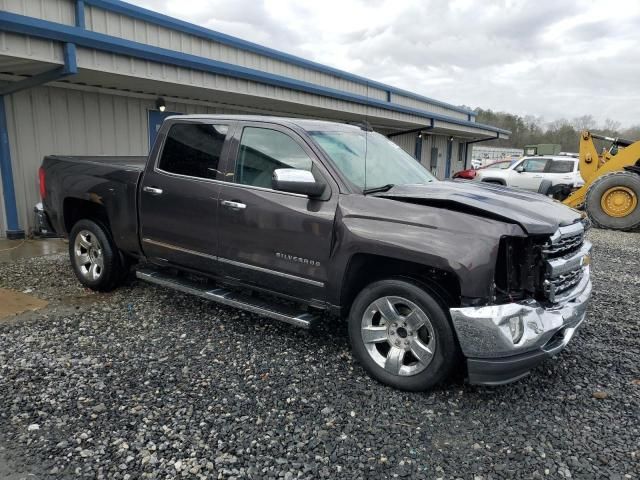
<box><xmin>338</xmin><ymin>253</ymin><xmax>462</xmax><ymax>317</ymax></box>
<box><xmin>63</xmin><ymin>197</ymin><xmax>111</xmax><ymax>235</ymax></box>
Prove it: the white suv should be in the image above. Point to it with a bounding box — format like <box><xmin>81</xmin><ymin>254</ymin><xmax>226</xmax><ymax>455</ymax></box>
<box><xmin>474</xmin><ymin>156</ymin><xmax>584</xmax><ymax>192</ymax></box>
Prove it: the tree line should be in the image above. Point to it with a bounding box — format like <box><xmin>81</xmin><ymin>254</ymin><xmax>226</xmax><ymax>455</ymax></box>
<box><xmin>474</xmin><ymin>108</ymin><xmax>640</xmax><ymax>153</ymax></box>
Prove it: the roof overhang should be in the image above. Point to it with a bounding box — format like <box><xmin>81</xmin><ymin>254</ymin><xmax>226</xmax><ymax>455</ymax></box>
<box><xmin>0</xmin><ymin>9</ymin><xmax>511</xmax><ymax>139</ymax></box>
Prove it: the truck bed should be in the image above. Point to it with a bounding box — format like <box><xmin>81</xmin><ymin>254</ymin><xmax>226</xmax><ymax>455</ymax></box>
<box><xmin>42</xmin><ymin>155</ymin><xmax>147</xmax><ymax>256</ymax></box>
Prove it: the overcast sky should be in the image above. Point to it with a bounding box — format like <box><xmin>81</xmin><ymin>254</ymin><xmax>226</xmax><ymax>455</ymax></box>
<box><xmin>130</xmin><ymin>0</ymin><xmax>640</xmax><ymax>127</ymax></box>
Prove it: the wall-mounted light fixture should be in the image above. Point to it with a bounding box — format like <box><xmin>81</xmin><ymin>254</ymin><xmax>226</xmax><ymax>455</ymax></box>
<box><xmin>155</xmin><ymin>97</ymin><xmax>166</xmax><ymax>112</ymax></box>
<box><xmin>449</xmin><ymin>136</ymin><xmax>454</xmax><ymax>142</ymax></box>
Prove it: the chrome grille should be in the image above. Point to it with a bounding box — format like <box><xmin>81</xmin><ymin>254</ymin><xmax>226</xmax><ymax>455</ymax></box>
<box><xmin>542</xmin><ymin>222</ymin><xmax>589</xmax><ymax>303</ymax></box>
<box><xmin>542</xmin><ymin>222</ymin><xmax>584</xmax><ymax>259</ymax></box>
<box><xmin>542</xmin><ymin>233</ymin><xmax>584</xmax><ymax>258</ymax></box>
<box><xmin>544</xmin><ymin>269</ymin><xmax>584</xmax><ymax>301</ymax></box>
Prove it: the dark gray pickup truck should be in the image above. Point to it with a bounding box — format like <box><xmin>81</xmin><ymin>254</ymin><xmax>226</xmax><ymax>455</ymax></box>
<box><xmin>39</xmin><ymin>115</ymin><xmax>592</xmax><ymax>391</ymax></box>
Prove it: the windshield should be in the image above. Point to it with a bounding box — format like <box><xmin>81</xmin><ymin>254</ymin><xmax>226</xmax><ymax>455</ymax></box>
<box><xmin>485</xmin><ymin>161</ymin><xmax>512</xmax><ymax>170</ymax></box>
<box><xmin>309</xmin><ymin>130</ymin><xmax>436</xmax><ymax>190</ymax></box>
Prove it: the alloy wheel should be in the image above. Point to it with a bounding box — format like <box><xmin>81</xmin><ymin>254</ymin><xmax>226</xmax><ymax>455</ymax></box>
<box><xmin>73</xmin><ymin>230</ymin><xmax>104</xmax><ymax>281</ymax></box>
<box><xmin>360</xmin><ymin>296</ymin><xmax>436</xmax><ymax>376</ymax></box>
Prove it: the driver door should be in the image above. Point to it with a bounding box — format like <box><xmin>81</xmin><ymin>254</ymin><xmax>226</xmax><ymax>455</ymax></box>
<box><xmin>510</xmin><ymin>158</ymin><xmax>549</xmax><ymax>190</ymax></box>
<box><xmin>216</xmin><ymin>122</ymin><xmax>338</xmax><ymax>302</ymax></box>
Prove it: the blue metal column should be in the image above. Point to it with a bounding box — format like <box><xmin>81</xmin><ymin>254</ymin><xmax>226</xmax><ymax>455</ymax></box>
<box><xmin>445</xmin><ymin>137</ymin><xmax>453</xmax><ymax>179</ymax></box>
<box><xmin>0</xmin><ymin>41</ymin><xmax>77</xmax><ymax>238</ymax></box>
<box><xmin>0</xmin><ymin>96</ymin><xmax>23</xmax><ymax>238</ymax></box>
<box><xmin>414</xmin><ymin>134</ymin><xmax>423</xmax><ymax>162</ymax></box>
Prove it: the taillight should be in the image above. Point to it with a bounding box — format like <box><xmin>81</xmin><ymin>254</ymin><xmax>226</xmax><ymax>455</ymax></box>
<box><xmin>38</xmin><ymin>167</ymin><xmax>46</xmax><ymax>199</ymax></box>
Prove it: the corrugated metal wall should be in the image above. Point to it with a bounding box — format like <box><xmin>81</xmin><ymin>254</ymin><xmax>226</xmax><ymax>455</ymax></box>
<box><xmin>0</xmin><ymin>84</ymin><xmax>254</xmax><ymax>234</ymax></box>
<box><xmin>383</xmin><ymin>132</ymin><xmax>468</xmax><ymax>179</ymax></box>
<box><xmin>392</xmin><ymin>94</ymin><xmax>467</xmax><ymax>121</ymax></box>
<box><xmin>389</xmin><ymin>132</ymin><xmax>416</xmax><ymax>156</ymax></box>
<box><xmin>0</xmin><ymin>0</ymin><xmax>76</xmax><ymax>25</ymax></box>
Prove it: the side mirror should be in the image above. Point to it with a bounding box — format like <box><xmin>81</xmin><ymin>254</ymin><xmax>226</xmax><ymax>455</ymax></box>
<box><xmin>272</xmin><ymin>168</ymin><xmax>325</xmax><ymax>197</ymax></box>
<box><xmin>515</xmin><ymin>166</ymin><xmax>524</xmax><ymax>173</ymax></box>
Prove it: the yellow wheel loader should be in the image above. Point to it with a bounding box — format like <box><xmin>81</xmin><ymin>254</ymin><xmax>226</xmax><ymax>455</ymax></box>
<box><xmin>545</xmin><ymin>131</ymin><xmax>640</xmax><ymax>231</ymax></box>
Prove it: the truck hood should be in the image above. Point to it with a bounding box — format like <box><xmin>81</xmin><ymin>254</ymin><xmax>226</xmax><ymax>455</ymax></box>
<box><xmin>373</xmin><ymin>181</ymin><xmax>582</xmax><ymax>235</ymax></box>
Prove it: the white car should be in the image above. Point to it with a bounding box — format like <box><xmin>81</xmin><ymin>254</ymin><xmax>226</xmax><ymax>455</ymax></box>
<box><xmin>474</xmin><ymin>156</ymin><xmax>584</xmax><ymax>192</ymax></box>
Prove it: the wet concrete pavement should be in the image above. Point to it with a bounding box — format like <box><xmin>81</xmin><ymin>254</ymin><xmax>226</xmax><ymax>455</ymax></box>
<box><xmin>0</xmin><ymin>239</ymin><xmax>67</xmax><ymax>264</ymax></box>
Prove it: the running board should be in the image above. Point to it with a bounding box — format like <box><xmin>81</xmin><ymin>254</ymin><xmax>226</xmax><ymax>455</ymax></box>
<box><xmin>136</xmin><ymin>267</ymin><xmax>318</xmax><ymax>329</ymax></box>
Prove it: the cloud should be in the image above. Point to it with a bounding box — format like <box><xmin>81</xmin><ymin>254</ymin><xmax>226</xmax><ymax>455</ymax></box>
<box><xmin>128</xmin><ymin>0</ymin><xmax>640</xmax><ymax>126</ymax></box>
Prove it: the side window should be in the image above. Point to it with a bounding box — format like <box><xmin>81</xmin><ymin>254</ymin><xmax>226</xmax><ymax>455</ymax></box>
<box><xmin>548</xmin><ymin>160</ymin><xmax>574</xmax><ymax>173</ymax></box>
<box><xmin>235</xmin><ymin>127</ymin><xmax>313</xmax><ymax>188</ymax></box>
<box><xmin>158</xmin><ymin>123</ymin><xmax>228</xmax><ymax>179</ymax></box>
<box><xmin>522</xmin><ymin>158</ymin><xmax>548</xmax><ymax>172</ymax></box>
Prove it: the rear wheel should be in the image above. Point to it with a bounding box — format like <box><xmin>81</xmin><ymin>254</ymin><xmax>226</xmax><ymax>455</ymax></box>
<box><xmin>69</xmin><ymin>219</ymin><xmax>125</xmax><ymax>291</ymax></box>
<box><xmin>348</xmin><ymin>278</ymin><xmax>459</xmax><ymax>391</ymax></box>
<box><xmin>584</xmin><ymin>171</ymin><xmax>640</xmax><ymax>230</ymax></box>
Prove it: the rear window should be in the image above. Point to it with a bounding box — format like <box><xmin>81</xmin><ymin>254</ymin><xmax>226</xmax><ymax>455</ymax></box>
<box><xmin>548</xmin><ymin>160</ymin><xmax>575</xmax><ymax>173</ymax></box>
<box><xmin>158</xmin><ymin>123</ymin><xmax>228</xmax><ymax>179</ymax></box>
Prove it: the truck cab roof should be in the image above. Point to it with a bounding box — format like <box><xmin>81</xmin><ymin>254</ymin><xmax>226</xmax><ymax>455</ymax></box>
<box><xmin>162</xmin><ymin>114</ymin><xmax>366</xmax><ymax>133</ymax></box>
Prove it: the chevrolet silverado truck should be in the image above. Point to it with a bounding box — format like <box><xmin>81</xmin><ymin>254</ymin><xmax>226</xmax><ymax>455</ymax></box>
<box><xmin>39</xmin><ymin>115</ymin><xmax>593</xmax><ymax>391</ymax></box>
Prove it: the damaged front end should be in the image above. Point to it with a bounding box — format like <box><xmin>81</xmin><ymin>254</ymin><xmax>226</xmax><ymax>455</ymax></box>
<box><xmin>450</xmin><ymin>220</ymin><xmax>592</xmax><ymax>385</ymax></box>
<box><xmin>494</xmin><ymin>221</ymin><xmax>591</xmax><ymax>305</ymax></box>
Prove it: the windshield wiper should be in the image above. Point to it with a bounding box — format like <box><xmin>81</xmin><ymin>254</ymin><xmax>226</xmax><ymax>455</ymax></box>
<box><xmin>363</xmin><ymin>184</ymin><xmax>395</xmax><ymax>195</ymax></box>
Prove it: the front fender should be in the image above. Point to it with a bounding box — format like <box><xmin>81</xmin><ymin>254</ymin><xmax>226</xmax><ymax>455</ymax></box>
<box><xmin>327</xmin><ymin>195</ymin><xmax>525</xmax><ymax>306</ymax></box>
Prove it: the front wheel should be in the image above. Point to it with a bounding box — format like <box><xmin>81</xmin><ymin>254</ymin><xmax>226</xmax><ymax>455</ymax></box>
<box><xmin>348</xmin><ymin>278</ymin><xmax>459</xmax><ymax>391</ymax></box>
<box><xmin>69</xmin><ymin>219</ymin><xmax>125</xmax><ymax>291</ymax></box>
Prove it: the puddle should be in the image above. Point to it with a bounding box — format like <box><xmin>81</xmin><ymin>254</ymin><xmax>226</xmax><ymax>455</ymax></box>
<box><xmin>0</xmin><ymin>288</ymin><xmax>48</xmax><ymax>320</ymax></box>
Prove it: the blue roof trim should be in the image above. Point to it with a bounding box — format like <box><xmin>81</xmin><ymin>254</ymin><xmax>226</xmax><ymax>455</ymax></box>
<box><xmin>0</xmin><ymin>12</ymin><xmax>509</xmax><ymax>135</ymax></box>
<box><xmin>84</xmin><ymin>0</ymin><xmax>476</xmax><ymax>117</ymax></box>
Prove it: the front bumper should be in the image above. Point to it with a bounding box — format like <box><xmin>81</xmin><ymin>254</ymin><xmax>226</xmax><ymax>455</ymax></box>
<box><xmin>450</xmin><ymin>268</ymin><xmax>592</xmax><ymax>385</ymax></box>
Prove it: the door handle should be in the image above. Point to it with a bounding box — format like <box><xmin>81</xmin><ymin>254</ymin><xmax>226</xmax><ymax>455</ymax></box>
<box><xmin>533</xmin><ymin>175</ymin><xmax>543</xmax><ymax>178</ymax></box>
<box><xmin>221</xmin><ymin>200</ymin><xmax>246</xmax><ymax>210</ymax></box>
<box><xmin>143</xmin><ymin>186</ymin><xmax>163</xmax><ymax>195</ymax></box>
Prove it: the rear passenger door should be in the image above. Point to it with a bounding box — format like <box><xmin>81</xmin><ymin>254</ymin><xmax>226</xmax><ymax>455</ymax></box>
<box><xmin>216</xmin><ymin>122</ymin><xmax>338</xmax><ymax>303</ymax></box>
<box><xmin>546</xmin><ymin>159</ymin><xmax>578</xmax><ymax>186</ymax></box>
<box><xmin>139</xmin><ymin>120</ymin><xmax>232</xmax><ymax>272</ymax></box>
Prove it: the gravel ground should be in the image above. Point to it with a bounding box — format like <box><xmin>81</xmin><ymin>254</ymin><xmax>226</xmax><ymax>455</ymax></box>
<box><xmin>0</xmin><ymin>230</ymin><xmax>638</xmax><ymax>479</ymax></box>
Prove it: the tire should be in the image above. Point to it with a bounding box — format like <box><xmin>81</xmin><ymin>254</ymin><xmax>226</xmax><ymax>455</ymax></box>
<box><xmin>348</xmin><ymin>278</ymin><xmax>459</xmax><ymax>391</ymax></box>
<box><xmin>537</xmin><ymin>179</ymin><xmax>552</xmax><ymax>195</ymax></box>
<box><xmin>538</xmin><ymin>180</ymin><xmax>572</xmax><ymax>201</ymax></box>
<box><xmin>549</xmin><ymin>184</ymin><xmax>573</xmax><ymax>201</ymax></box>
<box><xmin>584</xmin><ymin>171</ymin><xmax>640</xmax><ymax>231</ymax></box>
<box><xmin>68</xmin><ymin>219</ymin><xmax>125</xmax><ymax>291</ymax></box>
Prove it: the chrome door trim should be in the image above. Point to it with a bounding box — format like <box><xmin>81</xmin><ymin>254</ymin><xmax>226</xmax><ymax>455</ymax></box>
<box><xmin>142</xmin><ymin>238</ymin><xmax>324</xmax><ymax>288</ymax></box>
<box><xmin>142</xmin><ymin>238</ymin><xmax>217</xmax><ymax>261</ymax></box>
<box><xmin>217</xmin><ymin>257</ymin><xmax>325</xmax><ymax>288</ymax></box>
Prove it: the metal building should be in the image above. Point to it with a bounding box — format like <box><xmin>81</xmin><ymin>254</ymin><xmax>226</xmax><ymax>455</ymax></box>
<box><xmin>0</xmin><ymin>0</ymin><xmax>509</xmax><ymax>238</ymax></box>
<box><xmin>471</xmin><ymin>145</ymin><xmax>524</xmax><ymax>166</ymax></box>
